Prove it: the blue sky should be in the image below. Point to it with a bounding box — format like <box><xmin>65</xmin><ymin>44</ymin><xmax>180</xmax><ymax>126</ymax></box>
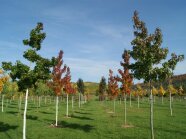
<box><xmin>0</xmin><ymin>0</ymin><xmax>186</xmax><ymax>83</ymax></box>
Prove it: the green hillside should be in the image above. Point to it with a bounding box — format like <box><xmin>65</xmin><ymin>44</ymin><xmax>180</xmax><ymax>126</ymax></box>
<box><xmin>84</xmin><ymin>82</ymin><xmax>99</xmax><ymax>94</ymax></box>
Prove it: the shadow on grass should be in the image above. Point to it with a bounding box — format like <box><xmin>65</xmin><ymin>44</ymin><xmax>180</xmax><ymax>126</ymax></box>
<box><xmin>40</xmin><ymin>111</ymin><xmax>54</xmax><ymax>115</ymax></box>
<box><xmin>0</xmin><ymin>122</ymin><xmax>18</xmax><ymax>132</ymax></box>
<box><xmin>6</xmin><ymin>111</ymin><xmax>18</xmax><ymax>115</ymax></box>
<box><xmin>71</xmin><ymin>115</ymin><xmax>94</xmax><ymax>120</ymax></box>
<box><xmin>26</xmin><ymin>115</ymin><xmax>38</xmax><ymax>120</ymax></box>
<box><xmin>8</xmin><ymin>106</ymin><xmax>16</xmax><ymax>108</ymax></box>
<box><xmin>75</xmin><ymin>111</ymin><xmax>92</xmax><ymax>115</ymax></box>
<box><xmin>58</xmin><ymin>121</ymin><xmax>94</xmax><ymax>132</ymax></box>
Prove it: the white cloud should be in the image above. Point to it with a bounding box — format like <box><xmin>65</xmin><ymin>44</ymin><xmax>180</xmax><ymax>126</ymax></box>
<box><xmin>64</xmin><ymin>57</ymin><xmax>120</xmax><ymax>82</ymax></box>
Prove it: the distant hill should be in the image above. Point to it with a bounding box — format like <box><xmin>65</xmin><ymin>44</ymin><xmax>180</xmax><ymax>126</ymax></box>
<box><xmin>133</xmin><ymin>73</ymin><xmax>186</xmax><ymax>93</ymax></box>
<box><xmin>84</xmin><ymin>82</ymin><xmax>99</xmax><ymax>94</ymax></box>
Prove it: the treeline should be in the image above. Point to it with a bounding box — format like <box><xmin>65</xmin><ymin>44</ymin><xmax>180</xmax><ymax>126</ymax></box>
<box><xmin>134</xmin><ymin>73</ymin><xmax>186</xmax><ymax>94</ymax></box>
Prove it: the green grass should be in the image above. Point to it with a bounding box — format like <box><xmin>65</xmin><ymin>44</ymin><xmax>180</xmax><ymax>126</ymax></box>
<box><xmin>0</xmin><ymin>96</ymin><xmax>186</xmax><ymax>139</ymax></box>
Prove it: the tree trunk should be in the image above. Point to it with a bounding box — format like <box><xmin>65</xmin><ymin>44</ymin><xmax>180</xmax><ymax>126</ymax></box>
<box><xmin>161</xmin><ymin>96</ymin><xmax>164</xmax><ymax>105</ymax></box>
<box><xmin>2</xmin><ymin>95</ymin><xmax>4</xmax><ymax>112</ymax></box>
<box><xmin>55</xmin><ymin>96</ymin><xmax>59</xmax><ymax>126</ymax></box>
<box><xmin>23</xmin><ymin>88</ymin><xmax>29</xmax><ymax>139</ymax></box>
<box><xmin>124</xmin><ymin>94</ymin><xmax>127</xmax><ymax>125</ymax></box>
<box><xmin>66</xmin><ymin>94</ymin><xmax>69</xmax><ymax>117</ymax></box>
<box><xmin>150</xmin><ymin>82</ymin><xmax>154</xmax><ymax>139</ymax></box>
<box><xmin>170</xmin><ymin>93</ymin><xmax>172</xmax><ymax>116</ymax></box>
<box><xmin>138</xmin><ymin>95</ymin><xmax>139</xmax><ymax>108</ymax></box>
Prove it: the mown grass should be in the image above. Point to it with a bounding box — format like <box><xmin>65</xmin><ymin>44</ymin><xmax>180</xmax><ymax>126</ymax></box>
<box><xmin>0</xmin><ymin>96</ymin><xmax>186</xmax><ymax>139</ymax></box>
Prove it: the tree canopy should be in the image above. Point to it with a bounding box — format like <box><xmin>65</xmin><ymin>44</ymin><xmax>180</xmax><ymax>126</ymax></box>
<box><xmin>2</xmin><ymin>23</ymin><xmax>56</xmax><ymax>91</ymax></box>
<box><xmin>129</xmin><ymin>11</ymin><xmax>184</xmax><ymax>83</ymax></box>
<box><xmin>77</xmin><ymin>78</ymin><xmax>85</xmax><ymax>95</ymax></box>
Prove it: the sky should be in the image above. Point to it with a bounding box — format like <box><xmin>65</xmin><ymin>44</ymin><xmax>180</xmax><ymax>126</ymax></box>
<box><xmin>0</xmin><ymin>0</ymin><xmax>186</xmax><ymax>83</ymax></box>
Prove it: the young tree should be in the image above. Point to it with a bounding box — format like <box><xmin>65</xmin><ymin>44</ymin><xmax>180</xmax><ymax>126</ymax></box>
<box><xmin>166</xmin><ymin>53</ymin><xmax>184</xmax><ymax>115</ymax></box>
<box><xmin>63</xmin><ymin>67</ymin><xmax>75</xmax><ymax>117</ymax></box>
<box><xmin>116</xmin><ymin>50</ymin><xmax>133</xmax><ymax>125</ymax></box>
<box><xmin>98</xmin><ymin>76</ymin><xmax>107</xmax><ymax>101</ymax></box>
<box><xmin>129</xmin><ymin>11</ymin><xmax>184</xmax><ymax>139</ymax></box>
<box><xmin>159</xmin><ymin>85</ymin><xmax>166</xmax><ymax>104</ymax></box>
<box><xmin>48</xmin><ymin>50</ymin><xmax>67</xmax><ymax>126</ymax></box>
<box><xmin>167</xmin><ymin>84</ymin><xmax>177</xmax><ymax>116</ymax></box>
<box><xmin>108</xmin><ymin>69</ymin><xmax>118</xmax><ymax>114</ymax></box>
<box><xmin>0</xmin><ymin>69</ymin><xmax>9</xmax><ymax>112</ymax></box>
<box><xmin>77</xmin><ymin>78</ymin><xmax>85</xmax><ymax>108</ymax></box>
<box><xmin>3</xmin><ymin>81</ymin><xmax>18</xmax><ymax>109</ymax></box>
<box><xmin>152</xmin><ymin>86</ymin><xmax>158</xmax><ymax>104</ymax></box>
<box><xmin>178</xmin><ymin>85</ymin><xmax>184</xmax><ymax>101</ymax></box>
<box><xmin>136</xmin><ymin>84</ymin><xmax>143</xmax><ymax>108</ymax></box>
<box><xmin>2</xmin><ymin>23</ymin><xmax>55</xmax><ymax>139</ymax></box>
<box><xmin>71</xmin><ymin>84</ymin><xmax>77</xmax><ymax>112</ymax></box>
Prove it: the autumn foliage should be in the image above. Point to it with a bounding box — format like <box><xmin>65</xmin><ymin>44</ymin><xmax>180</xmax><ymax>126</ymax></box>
<box><xmin>159</xmin><ymin>85</ymin><xmax>166</xmax><ymax>96</ymax></box>
<box><xmin>49</xmin><ymin>50</ymin><xmax>67</xmax><ymax>96</ymax></box>
<box><xmin>0</xmin><ymin>69</ymin><xmax>9</xmax><ymax>93</ymax></box>
<box><xmin>117</xmin><ymin>50</ymin><xmax>133</xmax><ymax>95</ymax></box>
<box><xmin>64</xmin><ymin>67</ymin><xmax>76</xmax><ymax>95</ymax></box>
<box><xmin>108</xmin><ymin>69</ymin><xmax>118</xmax><ymax>99</ymax></box>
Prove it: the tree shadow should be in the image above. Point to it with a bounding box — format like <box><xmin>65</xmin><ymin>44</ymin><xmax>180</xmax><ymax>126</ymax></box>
<box><xmin>6</xmin><ymin>111</ymin><xmax>18</xmax><ymax>115</ymax></box>
<box><xmin>26</xmin><ymin>115</ymin><xmax>38</xmax><ymax>120</ymax></box>
<box><xmin>8</xmin><ymin>106</ymin><xmax>16</xmax><ymax>108</ymax></box>
<box><xmin>40</xmin><ymin>111</ymin><xmax>54</xmax><ymax>115</ymax></box>
<box><xmin>0</xmin><ymin>122</ymin><xmax>18</xmax><ymax>132</ymax></box>
<box><xmin>72</xmin><ymin>115</ymin><xmax>94</xmax><ymax>120</ymax></box>
<box><xmin>58</xmin><ymin>121</ymin><xmax>94</xmax><ymax>132</ymax></box>
<box><xmin>75</xmin><ymin>111</ymin><xmax>92</xmax><ymax>115</ymax></box>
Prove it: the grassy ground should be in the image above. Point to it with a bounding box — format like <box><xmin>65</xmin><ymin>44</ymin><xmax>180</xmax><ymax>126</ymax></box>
<box><xmin>0</xmin><ymin>96</ymin><xmax>186</xmax><ymax>139</ymax></box>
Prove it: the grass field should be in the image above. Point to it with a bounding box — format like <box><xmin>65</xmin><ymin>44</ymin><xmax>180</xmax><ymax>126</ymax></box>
<box><xmin>0</xmin><ymin>96</ymin><xmax>186</xmax><ymax>139</ymax></box>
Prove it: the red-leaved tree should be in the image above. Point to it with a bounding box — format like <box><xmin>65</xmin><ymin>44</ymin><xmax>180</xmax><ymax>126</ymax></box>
<box><xmin>117</xmin><ymin>50</ymin><xmax>133</xmax><ymax>126</ymax></box>
<box><xmin>48</xmin><ymin>50</ymin><xmax>67</xmax><ymax>126</ymax></box>
<box><xmin>108</xmin><ymin>69</ymin><xmax>118</xmax><ymax>114</ymax></box>
<box><xmin>63</xmin><ymin>67</ymin><xmax>76</xmax><ymax>117</ymax></box>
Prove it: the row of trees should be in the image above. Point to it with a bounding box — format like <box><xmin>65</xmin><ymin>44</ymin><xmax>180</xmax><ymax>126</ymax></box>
<box><xmin>98</xmin><ymin>82</ymin><xmax>183</xmax><ymax>102</ymax></box>
<box><xmin>1</xmin><ymin>23</ymin><xmax>86</xmax><ymax>139</ymax></box>
<box><xmin>97</xmin><ymin>11</ymin><xmax>184</xmax><ymax>139</ymax></box>
<box><xmin>0</xmin><ymin>11</ymin><xmax>184</xmax><ymax>139</ymax></box>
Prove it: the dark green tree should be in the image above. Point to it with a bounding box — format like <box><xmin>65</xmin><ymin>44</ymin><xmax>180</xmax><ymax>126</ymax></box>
<box><xmin>129</xmin><ymin>11</ymin><xmax>184</xmax><ymax>139</ymax></box>
<box><xmin>77</xmin><ymin>78</ymin><xmax>85</xmax><ymax>107</ymax></box>
<box><xmin>98</xmin><ymin>76</ymin><xmax>107</xmax><ymax>101</ymax></box>
<box><xmin>2</xmin><ymin>23</ymin><xmax>55</xmax><ymax>139</ymax></box>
